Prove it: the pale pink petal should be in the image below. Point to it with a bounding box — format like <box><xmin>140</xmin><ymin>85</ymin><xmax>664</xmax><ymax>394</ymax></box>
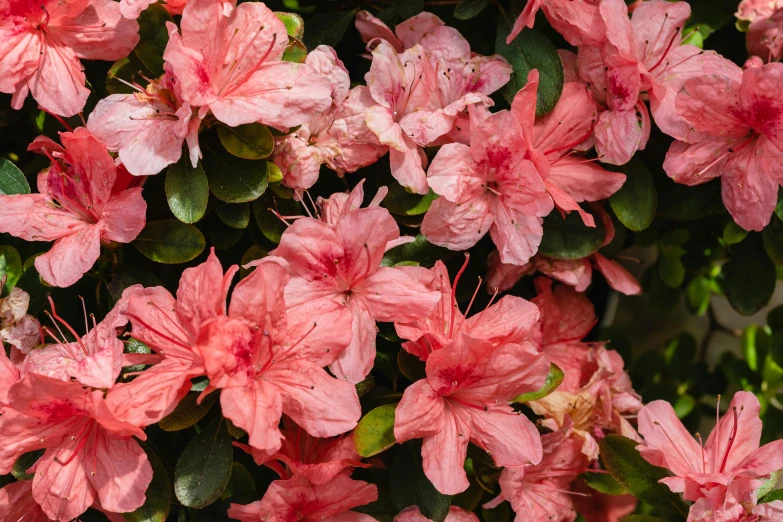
<box><xmin>394</xmin><ymin>379</ymin><xmax>447</xmax><ymax>442</ymax></box>
<box><xmin>594</xmin><ymin>108</ymin><xmax>644</xmax><ymax>166</ymax></box>
<box><xmin>0</xmin><ymin>480</ymin><xmax>49</xmax><ymax>522</ymax></box>
<box><xmin>54</xmin><ymin>0</ymin><xmax>140</xmax><ymax>60</ymax></box>
<box><xmin>335</xmin><ymin>207</ymin><xmax>400</xmax><ymax>282</ymax></box>
<box><xmin>488</xmin><ymin>202</ymin><xmax>544</xmax><ymax>266</ymax></box>
<box><xmin>544</xmin><ymin>0</ymin><xmax>606</xmax><ymax>46</ymax></box>
<box><xmin>87</xmin><ymin>432</ymin><xmax>152</xmax><ymax>514</ymax></box>
<box><xmin>637</xmin><ymin>400</ymin><xmax>703</xmax><ymax>476</ymax></box>
<box><xmin>421</xmin><ymin>195</ymin><xmax>493</xmax><ymax>251</ymax></box>
<box><xmin>99</xmin><ymin>188</ymin><xmax>146</xmax><ymax>243</ymax></box>
<box><xmin>704</xmin><ymin>391</ymin><xmax>763</xmax><ymax>474</ymax></box>
<box><xmin>721</xmin><ymin>144</ymin><xmax>779</xmax><ymax>231</ymax></box>
<box><xmin>506</xmin><ymin>0</ymin><xmax>544</xmax><ymax>43</ymax></box>
<box><xmin>630</xmin><ymin>0</ymin><xmax>690</xmax><ymax>71</ymax></box>
<box><xmin>421</xmin><ymin>407</ymin><xmax>470</xmax><ymax>495</ymax></box>
<box><xmin>355</xmin><ymin>10</ymin><xmax>402</xmax><ymax>51</ymax></box>
<box><xmin>456</xmin><ymin>403</ymin><xmax>543</xmax><ymax>467</ymax></box>
<box><xmin>29</xmin><ymin>43</ymin><xmax>89</xmax><ymax>117</ymax></box>
<box><xmin>162</xmin><ymin>26</ymin><xmax>219</xmax><ymax>107</ymax></box>
<box><xmin>510</xmin><ymin>70</ymin><xmax>539</xmax><ymax>133</ymax></box>
<box><xmin>35</xmin><ymin>224</ymin><xmax>101</xmax><ymax>287</ymax></box>
<box><xmin>307</xmin><ymin>45</ymin><xmax>350</xmax><ymax>103</ymax></box>
<box><xmin>547</xmin><ymin>157</ymin><xmax>626</xmax><ymax>202</ymax></box>
<box><xmin>0</xmin><ymin>194</ymin><xmax>88</xmax><ymax>242</ymax></box>
<box><xmin>425</xmin><ymin>143</ymin><xmax>484</xmax><ymax>203</ymax></box>
<box><xmin>355</xmin><ymin>267</ymin><xmax>439</xmax><ymax>323</ymax></box>
<box><xmin>395</xmin><ymin>12</ymin><xmax>446</xmax><ymax>49</ymax></box>
<box><xmin>329</xmin><ymin>301</ymin><xmax>377</xmax><ymax>384</ymax></box>
<box><xmin>662</xmin><ymin>137</ymin><xmax>733</xmax><ymax>186</ymax></box>
<box><xmin>593</xmin><ymin>253</ymin><xmax>641</xmax><ymax>295</ymax></box>
<box><xmin>0</xmin><ymin>28</ymin><xmax>41</xmax><ymax>98</ymax></box>
<box><xmin>389</xmin><ymin>141</ymin><xmax>429</xmax><ymax>195</ymax></box>
<box><xmin>676</xmin><ymin>74</ymin><xmax>746</xmax><ymax>136</ymax></box>
<box><xmin>463</xmin><ymin>295</ymin><xmax>539</xmax><ymax>345</ymax></box>
<box><xmin>32</xmin><ymin>449</ymin><xmax>94</xmax><ymax>522</ymax></box>
<box><xmin>221</xmin><ymin>381</ymin><xmax>284</xmax><ymax>452</ymax></box>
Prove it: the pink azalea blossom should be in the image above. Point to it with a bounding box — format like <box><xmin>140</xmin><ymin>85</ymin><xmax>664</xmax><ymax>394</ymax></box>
<box><xmin>272</xmin><ymin>184</ymin><xmax>440</xmax><ymax>383</ymax></box>
<box><xmin>570</xmin><ymin>479</ymin><xmax>638</xmax><ymax>522</ymax></box>
<box><xmin>0</xmin><ymin>0</ymin><xmax>139</xmax><ymax>116</ymax></box>
<box><xmin>235</xmin><ymin>415</ymin><xmax>367</xmax><ymax>485</ymax></box>
<box><xmin>163</xmin><ymin>0</ymin><xmax>331</xmax><ymax>130</ymax></box>
<box><xmin>394</xmin><ymin>332</ymin><xmax>550</xmax><ymax>494</ymax></box>
<box><xmin>737</xmin><ymin>0</ymin><xmax>783</xmax><ymax>23</ymax></box>
<box><xmin>577</xmin><ymin>0</ymin><xmax>736</xmax><ymax>165</ymax></box>
<box><xmin>0</xmin><ymin>373</ymin><xmax>152</xmax><ymax>521</ymax></box>
<box><xmin>395</xmin><ymin>506</ymin><xmax>478</xmax><ymax>522</ymax></box>
<box><xmin>0</xmin><ymin>480</ymin><xmax>49</xmax><ymax>522</ymax></box>
<box><xmin>0</xmin><ymin>128</ymin><xmax>147</xmax><ymax>287</ymax></box>
<box><xmin>637</xmin><ymin>392</ymin><xmax>783</xmax><ymax>511</ymax></box>
<box><xmin>747</xmin><ymin>9</ymin><xmax>783</xmax><ymax>62</ymax></box>
<box><xmin>485</xmin><ymin>421</ymin><xmax>589</xmax><ymax>522</ymax></box>
<box><xmin>421</xmin><ymin>108</ymin><xmax>553</xmax><ymax>265</ymax></box>
<box><xmin>0</xmin><ymin>282</ymin><xmax>42</xmax><ymax>354</ymax></box>
<box><xmin>273</xmin><ymin>45</ymin><xmax>386</xmax><ymax>195</ymax></box>
<box><xmin>120</xmin><ymin>0</ymin><xmax>230</xmax><ymax>19</ymax></box>
<box><xmin>228</xmin><ymin>473</ymin><xmax>378</xmax><ymax>522</ymax></box>
<box><xmin>506</xmin><ymin>0</ymin><xmax>607</xmax><ymax>47</ymax></box>
<box><xmin>663</xmin><ymin>62</ymin><xmax>783</xmax><ymax>231</ymax></box>
<box><xmin>394</xmin><ymin>256</ymin><xmax>540</xmax><ymax>361</ymax></box>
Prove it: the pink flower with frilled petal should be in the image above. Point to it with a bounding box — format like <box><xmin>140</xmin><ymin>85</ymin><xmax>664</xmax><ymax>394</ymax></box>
<box><xmin>272</xmin><ymin>184</ymin><xmax>440</xmax><ymax>384</ymax></box>
<box><xmin>163</xmin><ymin>0</ymin><xmax>331</xmax><ymax>130</ymax></box>
<box><xmin>663</xmin><ymin>62</ymin><xmax>783</xmax><ymax>231</ymax></box>
<box><xmin>0</xmin><ymin>373</ymin><xmax>152</xmax><ymax>521</ymax></box>
<box><xmin>737</xmin><ymin>0</ymin><xmax>783</xmax><ymax>23</ymax></box>
<box><xmin>228</xmin><ymin>473</ymin><xmax>378</xmax><ymax>522</ymax></box>
<box><xmin>747</xmin><ymin>9</ymin><xmax>783</xmax><ymax>62</ymax></box>
<box><xmin>0</xmin><ymin>0</ymin><xmax>139</xmax><ymax>116</ymax></box>
<box><xmin>507</xmin><ymin>0</ymin><xmax>607</xmax><ymax>46</ymax></box>
<box><xmin>273</xmin><ymin>45</ymin><xmax>386</xmax><ymax>195</ymax></box>
<box><xmin>394</xmin><ymin>332</ymin><xmax>550</xmax><ymax>494</ymax></box>
<box><xmin>395</xmin><ymin>506</ymin><xmax>478</xmax><ymax>522</ymax></box>
<box><xmin>119</xmin><ymin>0</ymin><xmax>233</xmax><ymax>19</ymax></box>
<box><xmin>0</xmin><ymin>283</ymin><xmax>41</xmax><ymax>354</ymax></box>
<box><xmin>0</xmin><ymin>129</ymin><xmax>146</xmax><ymax>287</ymax></box>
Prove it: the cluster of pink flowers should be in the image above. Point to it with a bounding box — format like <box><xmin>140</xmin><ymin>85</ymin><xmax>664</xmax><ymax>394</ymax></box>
<box><xmin>0</xmin><ymin>0</ymin><xmax>782</xmax><ymax>521</ymax></box>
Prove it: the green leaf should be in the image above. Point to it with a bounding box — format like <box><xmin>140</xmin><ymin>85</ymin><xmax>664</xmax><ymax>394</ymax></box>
<box><xmin>656</xmin><ymin>178</ymin><xmax>722</xmax><ymax>221</ymax></box>
<box><xmin>513</xmin><ymin>363</ymin><xmax>563</xmax><ymax>402</ymax></box>
<box><xmin>123</xmin><ymin>444</ymin><xmax>172</xmax><ymax>522</ymax></box>
<box><xmin>664</xmin><ymin>334</ymin><xmax>696</xmax><ymax>380</ymax></box>
<box><xmin>454</xmin><ymin>0</ymin><xmax>490</xmax><ymax>20</ymax></box>
<box><xmin>760</xmin><ymin>489</ymin><xmax>783</xmax><ymax>503</ymax></box>
<box><xmin>174</xmin><ymin>416</ymin><xmax>233</xmax><ymax>509</ymax></box>
<box><xmin>133</xmin><ymin>219</ymin><xmax>206</xmax><ymax>264</ymax></box>
<box><xmin>302</xmin><ymin>9</ymin><xmax>359</xmax><ymax>49</ymax></box>
<box><xmin>12</xmin><ymin>450</ymin><xmax>43</xmax><ymax>480</ymax></box>
<box><xmin>221</xmin><ymin>462</ymin><xmax>257</xmax><ymax>501</ymax></box>
<box><xmin>252</xmin><ymin>196</ymin><xmax>300</xmax><ymax>243</ymax></box>
<box><xmin>610</xmin><ymin>157</ymin><xmax>657</xmax><ymax>232</ymax></box>
<box><xmin>539</xmin><ymin>210</ymin><xmax>606</xmax><ymax>260</ymax></box>
<box><xmin>203</xmin><ymin>142</ymin><xmax>269</xmax><ymax>203</ymax></box>
<box><xmin>686</xmin><ymin>276</ymin><xmax>712</xmax><ymax>316</ymax></box>
<box><xmin>134</xmin><ymin>3</ymin><xmax>174</xmax><ymax>77</ymax></box>
<box><xmin>282</xmin><ymin>38</ymin><xmax>308</xmax><ymax>63</ymax></box>
<box><xmin>724</xmin><ymin>236</ymin><xmax>776</xmax><ymax>316</ymax></box>
<box><xmin>381</xmin><ymin>234</ymin><xmax>453</xmax><ymax>268</ymax></box>
<box><xmin>217</xmin><ymin>123</ymin><xmax>274</xmax><ymax>160</ymax></box>
<box><xmin>398</xmin><ymin>350</ymin><xmax>426</xmax><ymax>382</ymax></box>
<box><xmin>215</xmin><ymin>201</ymin><xmax>251</xmax><ymax>229</ymax></box>
<box><xmin>0</xmin><ymin>245</ymin><xmax>23</xmax><ymax>289</ymax></box>
<box><xmin>159</xmin><ymin>392</ymin><xmax>219</xmax><ymax>432</ymax></box>
<box><xmin>0</xmin><ymin>157</ymin><xmax>30</xmax><ymax>195</ymax></box>
<box><xmin>390</xmin><ymin>441</ymin><xmax>451</xmax><ymax>522</ymax></box>
<box><xmin>769</xmin><ymin>305</ymin><xmax>783</xmax><ymax>332</ymax></box>
<box><xmin>724</xmin><ymin>221</ymin><xmax>749</xmax><ymax>245</ymax></box>
<box><xmin>354</xmin><ymin>403</ymin><xmax>398</xmax><ymax>458</ymax></box>
<box><xmin>383</xmin><ymin>185</ymin><xmax>437</xmax><ymax>216</ymax></box>
<box><xmin>495</xmin><ymin>18</ymin><xmax>563</xmax><ymax>116</ymax></box>
<box><xmin>757</xmin><ymin>470</ymin><xmax>781</xmax><ymax>500</ymax></box>
<box><xmin>481</xmin><ymin>501</ymin><xmax>509</xmax><ymax>522</ymax></box>
<box><xmin>581</xmin><ymin>472</ymin><xmax>627</xmax><ymax>496</ymax></box>
<box><xmin>394</xmin><ymin>0</ymin><xmax>423</xmax><ymax>18</ymax></box>
<box><xmin>165</xmin><ymin>157</ymin><xmax>209</xmax><ymax>224</ymax></box>
<box><xmin>275</xmin><ymin>12</ymin><xmax>305</xmax><ymax>39</ymax></box>
<box><xmin>763</xmin><ymin>214</ymin><xmax>783</xmax><ymax>266</ymax></box>
<box><xmin>657</xmin><ymin>245</ymin><xmax>686</xmax><ymax>288</ymax></box>
<box><xmin>106</xmin><ymin>54</ymin><xmax>153</xmax><ymax>95</ymax></box>
<box><xmin>599</xmin><ymin>435</ymin><xmax>688</xmax><ymax>517</ymax></box>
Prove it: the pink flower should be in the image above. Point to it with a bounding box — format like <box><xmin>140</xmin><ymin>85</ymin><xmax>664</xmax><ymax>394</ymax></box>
<box><xmin>485</xmin><ymin>421</ymin><xmax>589</xmax><ymax>522</ymax></box>
<box><xmin>272</xmin><ymin>184</ymin><xmax>440</xmax><ymax>383</ymax></box>
<box><xmin>0</xmin><ymin>373</ymin><xmax>152</xmax><ymax>521</ymax></box>
<box><xmin>737</xmin><ymin>0</ymin><xmax>783</xmax><ymax>23</ymax></box>
<box><xmin>663</xmin><ymin>62</ymin><xmax>783</xmax><ymax>231</ymax></box>
<box><xmin>120</xmin><ymin>0</ymin><xmax>232</xmax><ymax>19</ymax></box>
<box><xmin>228</xmin><ymin>473</ymin><xmax>378</xmax><ymax>522</ymax></box>
<box><xmin>234</xmin><ymin>415</ymin><xmax>367</xmax><ymax>484</ymax></box>
<box><xmin>0</xmin><ymin>128</ymin><xmax>147</xmax><ymax>287</ymax></box>
<box><xmin>506</xmin><ymin>0</ymin><xmax>607</xmax><ymax>47</ymax></box>
<box><xmin>747</xmin><ymin>9</ymin><xmax>783</xmax><ymax>63</ymax></box>
<box><xmin>637</xmin><ymin>392</ymin><xmax>783</xmax><ymax>510</ymax></box>
<box><xmin>394</xmin><ymin>256</ymin><xmax>541</xmax><ymax>361</ymax></box>
<box><xmin>421</xmin><ymin>108</ymin><xmax>553</xmax><ymax>266</ymax></box>
<box><xmin>570</xmin><ymin>479</ymin><xmax>637</xmax><ymax>522</ymax></box>
<box><xmin>193</xmin><ymin>258</ymin><xmax>361</xmax><ymax>453</ymax></box>
<box><xmin>577</xmin><ymin>0</ymin><xmax>736</xmax><ymax>165</ymax></box>
<box><xmin>0</xmin><ymin>480</ymin><xmax>49</xmax><ymax>522</ymax></box>
<box><xmin>273</xmin><ymin>45</ymin><xmax>386</xmax><ymax>195</ymax></box>
<box><xmin>395</xmin><ymin>506</ymin><xmax>478</xmax><ymax>522</ymax></box>
<box><xmin>0</xmin><ymin>284</ymin><xmax>41</xmax><ymax>354</ymax></box>
<box><xmin>394</xmin><ymin>332</ymin><xmax>550</xmax><ymax>494</ymax></box>
<box><xmin>163</xmin><ymin>0</ymin><xmax>331</xmax><ymax>130</ymax></box>
<box><xmin>0</xmin><ymin>0</ymin><xmax>139</xmax><ymax>116</ymax></box>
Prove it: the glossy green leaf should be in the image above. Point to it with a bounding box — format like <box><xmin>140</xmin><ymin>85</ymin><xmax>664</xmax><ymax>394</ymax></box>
<box><xmin>381</xmin><ymin>234</ymin><xmax>453</xmax><ymax>268</ymax></box>
<box><xmin>581</xmin><ymin>472</ymin><xmax>627</xmax><ymax>496</ymax></box>
<box><xmin>763</xmin><ymin>214</ymin><xmax>783</xmax><ymax>266</ymax></box>
<box><xmin>133</xmin><ymin>219</ymin><xmax>206</xmax><ymax>264</ymax></box>
<box><xmin>12</xmin><ymin>450</ymin><xmax>43</xmax><ymax>480</ymax></box>
<box><xmin>0</xmin><ymin>157</ymin><xmax>30</xmax><ymax>195</ymax></box>
<box><xmin>758</xmin><ymin>470</ymin><xmax>781</xmax><ymax>500</ymax></box>
<box><xmin>203</xmin><ymin>141</ymin><xmax>269</xmax><ymax>203</ymax></box>
<box><xmin>398</xmin><ymin>350</ymin><xmax>426</xmax><ymax>382</ymax></box>
<box><xmin>165</xmin><ymin>157</ymin><xmax>209</xmax><ymax>224</ymax></box>
<box><xmin>513</xmin><ymin>363</ymin><xmax>563</xmax><ymax>402</ymax></box>
<box><xmin>760</xmin><ymin>488</ymin><xmax>783</xmax><ymax>503</ymax></box>
<box><xmin>454</xmin><ymin>0</ymin><xmax>489</xmax><ymax>20</ymax></box>
<box><xmin>217</xmin><ymin>123</ymin><xmax>274</xmax><ymax>160</ymax></box>
<box><xmin>495</xmin><ymin>19</ymin><xmax>563</xmax><ymax>115</ymax></box>
<box><xmin>134</xmin><ymin>3</ymin><xmax>174</xmax><ymax>77</ymax></box>
<box><xmin>390</xmin><ymin>441</ymin><xmax>451</xmax><ymax>522</ymax></box>
<box><xmin>724</xmin><ymin>236</ymin><xmax>776</xmax><ymax>316</ymax></box>
<box><xmin>123</xmin><ymin>444</ymin><xmax>171</xmax><ymax>522</ymax></box>
<box><xmin>600</xmin><ymin>435</ymin><xmax>688</xmax><ymax>517</ymax></box>
<box><xmin>354</xmin><ymin>403</ymin><xmax>398</xmax><ymax>458</ymax></box>
<box><xmin>174</xmin><ymin>417</ymin><xmax>233</xmax><ymax>508</ymax></box>
<box><xmin>0</xmin><ymin>245</ymin><xmax>23</xmax><ymax>289</ymax></box>
<box><xmin>159</xmin><ymin>392</ymin><xmax>219</xmax><ymax>432</ymax></box>
<box><xmin>724</xmin><ymin>221</ymin><xmax>749</xmax><ymax>245</ymax></box>
<box><xmin>252</xmin><ymin>196</ymin><xmax>300</xmax><ymax>243</ymax></box>
<box><xmin>384</xmin><ymin>185</ymin><xmax>437</xmax><ymax>216</ymax></box>
<box><xmin>302</xmin><ymin>9</ymin><xmax>358</xmax><ymax>49</ymax></box>
<box><xmin>215</xmin><ymin>201</ymin><xmax>251</xmax><ymax>229</ymax></box>
<box><xmin>283</xmin><ymin>38</ymin><xmax>308</xmax><ymax>63</ymax></box>
<box><xmin>275</xmin><ymin>12</ymin><xmax>305</xmax><ymax>39</ymax></box>
<box><xmin>539</xmin><ymin>210</ymin><xmax>606</xmax><ymax>260</ymax></box>
<box><xmin>610</xmin><ymin>157</ymin><xmax>657</xmax><ymax>232</ymax></box>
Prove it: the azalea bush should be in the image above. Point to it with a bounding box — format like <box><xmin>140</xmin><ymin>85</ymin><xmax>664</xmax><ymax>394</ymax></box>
<box><xmin>4</xmin><ymin>0</ymin><xmax>783</xmax><ymax>521</ymax></box>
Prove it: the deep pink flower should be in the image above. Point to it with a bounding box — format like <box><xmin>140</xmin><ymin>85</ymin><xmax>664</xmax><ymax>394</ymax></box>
<box><xmin>272</xmin><ymin>185</ymin><xmax>440</xmax><ymax>383</ymax></box>
<box><xmin>0</xmin><ymin>0</ymin><xmax>139</xmax><ymax>116</ymax></box>
<box><xmin>395</xmin><ymin>506</ymin><xmax>478</xmax><ymax>522</ymax></box>
<box><xmin>507</xmin><ymin>0</ymin><xmax>607</xmax><ymax>47</ymax></box>
<box><xmin>394</xmin><ymin>332</ymin><xmax>550</xmax><ymax>494</ymax></box>
<box><xmin>0</xmin><ymin>128</ymin><xmax>146</xmax><ymax>287</ymax></box>
<box><xmin>227</xmin><ymin>473</ymin><xmax>378</xmax><ymax>522</ymax></box>
<box><xmin>0</xmin><ymin>373</ymin><xmax>152</xmax><ymax>521</ymax></box>
<box><xmin>663</xmin><ymin>61</ymin><xmax>783</xmax><ymax>231</ymax></box>
<box><xmin>163</xmin><ymin>0</ymin><xmax>331</xmax><ymax>130</ymax></box>
<box><xmin>421</xmin><ymin>109</ymin><xmax>553</xmax><ymax>265</ymax></box>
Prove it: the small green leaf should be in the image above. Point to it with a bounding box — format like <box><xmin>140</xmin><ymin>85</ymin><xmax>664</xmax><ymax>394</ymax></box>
<box><xmin>0</xmin><ymin>157</ymin><xmax>30</xmax><ymax>195</ymax></box>
<box><xmin>275</xmin><ymin>12</ymin><xmax>305</xmax><ymax>39</ymax></box>
<box><xmin>610</xmin><ymin>157</ymin><xmax>657</xmax><ymax>232</ymax></box>
<box><xmin>581</xmin><ymin>472</ymin><xmax>627</xmax><ymax>496</ymax></box>
<box><xmin>252</xmin><ymin>196</ymin><xmax>300</xmax><ymax>243</ymax></box>
<box><xmin>398</xmin><ymin>350</ymin><xmax>426</xmax><ymax>382</ymax></box>
<box><xmin>539</xmin><ymin>210</ymin><xmax>606</xmax><ymax>260</ymax></box>
<box><xmin>12</xmin><ymin>450</ymin><xmax>44</xmax><ymax>480</ymax></box>
<box><xmin>106</xmin><ymin>54</ymin><xmax>153</xmax><ymax>95</ymax></box>
<box><xmin>282</xmin><ymin>38</ymin><xmax>308</xmax><ymax>63</ymax></box>
<box><xmin>133</xmin><ymin>219</ymin><xmax>206</xmax><ymax>264</ymax></box>
<box><xmin>215</xmin><ymin>201</ymin><xmax>251</xmax><ymax>229</ymax></box>
<box><xmin>221</xmin><ymin>462</ymin><xmax>257</xmax><ymax>501</ymax></box>
<box><xmin>203</xmin><ymin>142</ymin><xmax>269</xmax><ymax>203</ymax></box>
<box><xmin>657</xmin><ymin>245</ymin><xmax>686</xmax><ymax>288</ymax></box>
<box><xmin>686</xmin><ymin>276</ymin><xmax>712</xmax><ymax>316</ymax></box>
<box><xmin>165</xmin><ymin>157</ymin><xmax>209</xmax><ymax>224</ymax></box>
<box><xmin>134</xmin><ymin>3</ymin><xmax>174</xmax><ymax>77</ymax></box>
<box><xmin>513</xmin><ymin>363</ymin><xmax>563</xmax><ymax>402</ymax></box>
<box><xmin>481</xmin><ymin>501</ymin><xmax>509</xmax><ymax>522</ymax></box>
<box><xmin>302</xmin><ymin>9</ymin><xmax>359</xmax><ymax>49</ymax></box>
<box><xmin>495</xmin><ymin>18</ymin><xmax>563</xmax><ymax>115</ymax></box>
<box><xmin>217</xmin><ymin>123</ymin><xmax>274</xmax><ymax>160</ymax></box>
<box><xmin>760</xmin><ymin>488</ymin><xmax>783</xmax><ymax>503</ymax></box>
<box><xmin>600</xmin><ymin>435</ymin><xmax>689</xmax><ymax>517</ymax></box>
<box><xmin>390</xmin><ymin>441</ymin><xmax>451</xmax><ymax>522</ymax></box>
<box><xmin>159</xmin><ymin>392</ymin><xmax>219</xmax><ymax>432</ymax></box>
<box><xmin>174</xmin><ymin>417</ymin><xmax>233</xmax><ymax>509</ymax></box>
<box><xmin>381</xmin><ymin>234</ymin><xmax>454</xmax><ymax>268</ymax></box>
<box><xmin>724</xmin><ymin>221</ymin><xmax>748</xmax><ymax>245</ymax></box>
<box><xmin>384</xmin><ymin>185</ymin><xmax>437</xmax><ymax>216</ymax></box>
<box><xmin>763</xmin><ymin>214</ymin><xmax>783</xmax><ymax>266</ymax></box>
<box><xmin>354</xmin><ymin>403</ymin><xmax>398</xmax><ymax>458</ymax></box>
<box><xmin>0</xmin><ymin>245</ymin><xmax>23</xmax><ymax>289</ymax></box>
<box><xmin>123</xmin><ymin>444</ymin><xmax>172</xmax><ymax>522</ymax></box>
<box><xmin>757</xmin><ymin>470</ymin><xmax>781</xmax><ymax>500</ymax></box>
<box><xmin>454</xmin><ymin>0</ymin><xmax>489</xmax><ymax>20</ymax></box>
<box><xmin>724</xmin><ymin>235</ymin><xmax>776</xmax><ymax>316</ymax></box>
